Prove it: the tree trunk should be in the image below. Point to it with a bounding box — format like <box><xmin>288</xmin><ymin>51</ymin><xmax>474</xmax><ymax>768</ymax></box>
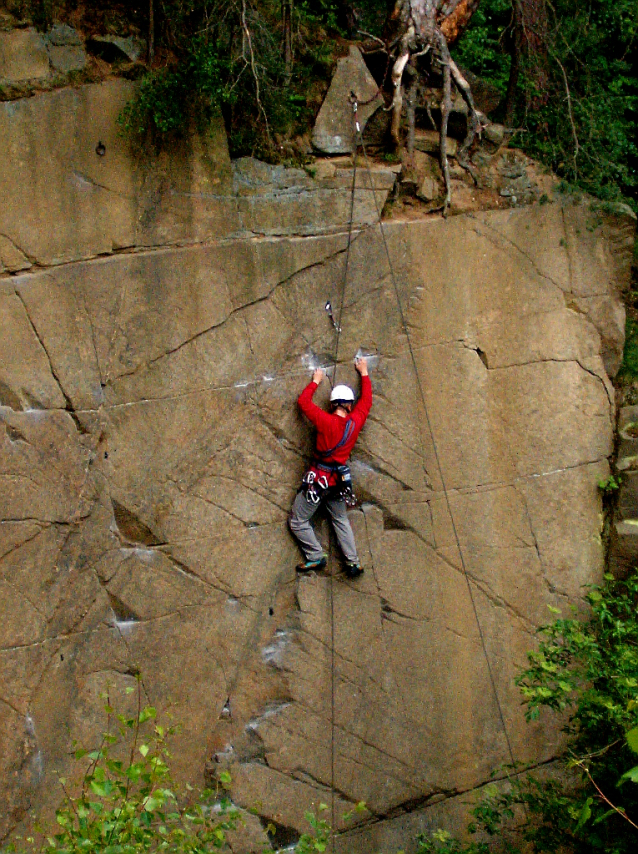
<box><xmin>282</xmin><ymin>0</ymin><xmax>292</xmax><ymax>81</ymax></box>
<box><xmin>338</xmin><ymin>1</ymin><xmax>358</xmax><ymax>38</ymax></box>
<box><xmin>148</xmin><ymin>0</ymin><xmax>155</xmax><ymax>66</ymax></box>
<box><xmin>506</xmin><ymin>0</ymin><xmax>549</xmax><ymax>120</ymax></box>
<box><xmin>440</xmin><ymin>0</ymin><xmax>481</xmax><ymax>46</ymax></box>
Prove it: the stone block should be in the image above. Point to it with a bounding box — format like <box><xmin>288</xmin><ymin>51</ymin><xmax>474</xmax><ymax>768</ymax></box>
<box><xmin>0</xmin><ymin>28</ymin><xmax>50</xmax><ymax>82</ymax></box>
<box><xmin>483</xmin><ymin>122</ymin><xmax>505</xmax><ymax>147</ymax></box>
<box><xmin>417</xmin><ymin>175</ymin><xmax>440</xmax><ymax>201</ymax></box>
<box><xmin>610</xmin><ymin>520</ymin><xmax>638</xmax><ymax>576</ymax></box>
<box><xmin>618</xmin><ymin>471</ymin><xmax>638</xmax><ymax>520</ymax></box>
<box><xmin>616</xmin><ymin>406</ymin><xmax>638</xmax><ymax>467</ymax></box>
<box><xmin>46</xmin><ymin>24</ymin><xmax>82</xmax><ymax>46</ymax></box>
<box><xmin>312</xmin><ymin>45</ymin><xmax>384</xmax><ymax>154</ymax></box>
<box><xmin>46</xmin><ymin>44</ymin><xmax>86</xmax><ymax>73</ymax></box>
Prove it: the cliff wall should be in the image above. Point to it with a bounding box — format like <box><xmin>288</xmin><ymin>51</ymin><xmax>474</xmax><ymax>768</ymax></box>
<box><xmin>0</xmin><ymin>79</ymin><xmax>635</xmax><ymax>849</ymax></box>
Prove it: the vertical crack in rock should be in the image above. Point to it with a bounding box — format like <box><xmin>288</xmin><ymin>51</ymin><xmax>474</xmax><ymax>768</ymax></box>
<box><xmin>77</xmin><ymin>285</ymin><xmax>105</xmax><ymax>388</ymax></box>
<box><xmin>13</xmin><ymin>288</ymin><xmax>87</xmax><ymax>432</ymax></box>
<box><xmin>560</xmin><ymin>207</ymin><xmax>575</xmax><ymax>292</ymax></box>
<box><xmin>103</xmin><ymin>271</ymin><xmax>131</xmax><ymax>387</ymax></box>
<box><xmin>512</xmin><ymin>483</ymin><xmax>557</xmax><ymax>603</ymax></box>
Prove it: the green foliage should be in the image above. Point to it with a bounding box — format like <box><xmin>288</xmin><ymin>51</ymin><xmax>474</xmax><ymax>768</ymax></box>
<box><xmin>451</xmin><ymin>0</ymin><xmax>512</xmax><ymax>95</ymax></box>
<box><xmin>118</xmin><ymin>0</ymin><xmax>342</xmax><ymax>156</ymax></box>
<box><xmin>523</xmin><ymin>0</ymin><xmax>638</xmax><ymax>211</ymax></box>
<box><xmin>619</xmin><ymin>318</ymin><xmax>638</xmax><ymax>381</ymax></box>
<box><xmin>119</xmin><ymin>36</ymin><xmax>233</xmax><ymax>138</ymax></box>
<box><xmin>513</xmin><ymin>573</ymin><xmax>638</xmax><ymax>849</ymax></box>
<box><xmin>453</xmin><ymin>0</ymin><xmax>638</xmax><ymax>211</ymax></box>
<box><xmin>416</xmin><ymin>783</ymin><xmax>516</xmax><ymax>854</ymax></box>
<box><xmin>6</xmin><ymin>679</ymin><xmax>369</xmax><ymax>854</ymax></box>
<box><xmin>293</xmin><ymin>803</ymin><xmax>331</xmax><ymax>854</ymax></box>
<box><xmin>597</xmin><ymin>474</ymin><xmax>621</xmax><ymax>496</ymax></box>
<box><xmin>416</xmin><ymin>827</ymin><xmax>490</xmax><ymax>854</ymax></box>
<box><xmin>9</xmin><ymin>681</ymin><xmax>239</xmax><ymax>854</ymax></box>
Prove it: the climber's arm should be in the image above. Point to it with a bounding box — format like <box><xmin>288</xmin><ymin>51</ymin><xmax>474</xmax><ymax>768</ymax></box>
<box><xmin>298</xmin><ymin>371</ymin><xmax>333</xmax><ymax>429</ymax></box>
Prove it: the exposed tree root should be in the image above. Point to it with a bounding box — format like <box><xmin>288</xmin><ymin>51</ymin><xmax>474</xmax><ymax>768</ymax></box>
<box><xmin>385</xmin><ymin>0</ymin><xmax>484</xmax><ymax>215</ymax></box>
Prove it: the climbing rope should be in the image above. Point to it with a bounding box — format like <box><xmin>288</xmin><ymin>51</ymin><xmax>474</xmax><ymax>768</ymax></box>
<box><xmin>352</xmin><ymin>100</ymin><xmax>519</xmax><ymax>769</ymax></box>
<box><xmin>321</xmin><ymin>99</ymin><xmax>519</xmax><ymax>840</ymax></box>
<box><xmin>324</xmin><ymin>110</ymin><xmax>359</xmax><ymax>849</ymax></box>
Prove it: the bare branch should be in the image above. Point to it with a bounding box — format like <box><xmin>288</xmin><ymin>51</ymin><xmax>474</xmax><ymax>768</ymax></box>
<box><xmin>554</xmin><ymin>53</ymin><xmax>579</xmax><ymax>178</ymax></box>
<box><xmin>357</xmin><ymin>29</ymin><xmax>386</xmax><ymax>48</ymax></box>
<box><xmin>241</xmin><ymin>0</ymin><xmax>271</xmax><ymax>141</ymax></box>
<box><xmin>574</xmin><ymin>759</ymin><xmax>638</xmax><ymax>832</ymax></box>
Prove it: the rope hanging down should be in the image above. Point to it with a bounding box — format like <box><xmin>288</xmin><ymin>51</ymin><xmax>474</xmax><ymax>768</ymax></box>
<box><xmin>353</xmin><ymin>95</ymin><xmax>518</xmax><ymax>768</ymax></box>
<box><xmin>324</xmin><ymin>111</ymin><xmax>360</xmax><ymax>848</ymax></box>
<box><xmin>323</xmin><ymin>96</ymin><xmax>519</xmax><ymax>844</ymax></box>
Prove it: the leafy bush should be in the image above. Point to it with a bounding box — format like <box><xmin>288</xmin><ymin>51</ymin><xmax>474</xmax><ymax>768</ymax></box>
<box><xmin>7</xmin><ymin>681</ymin><xmax>239</xmax><ymax>854</ymax></box>
<box><xmin>450</xmin><ymin>0</ymin><xmax>512</xmax><ymax>97</ymax></box>
<box><xmin>118</xmin><ymin>0</ymin><xmax>342</xmax><ymax>156</ymax></box>
<box><xmin>119</xmin><ymin>36</ymin><xmax>233</xmax><ymax>138</ymax></box>
<box><xmin>4</xmin><ymin>679</ymin><xmax>368</xmax><ymax>854</ymax></box>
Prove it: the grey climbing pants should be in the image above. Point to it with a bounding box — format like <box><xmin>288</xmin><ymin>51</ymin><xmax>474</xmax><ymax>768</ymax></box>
<box><xmin>289</xmin><ymin>490</ymin><xmax>358</xmax><ymax>563</ymax></box>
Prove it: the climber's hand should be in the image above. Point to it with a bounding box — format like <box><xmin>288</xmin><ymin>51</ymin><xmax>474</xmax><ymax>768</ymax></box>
<box><xmin>355</xmin><ymin>357</ymin><xmax>368</xmax><ymax>376</ymax></box>
<box><xmin>312</xmin><ymin>368</ymin><xmax>325</xmax><ymax>385</ymax></box>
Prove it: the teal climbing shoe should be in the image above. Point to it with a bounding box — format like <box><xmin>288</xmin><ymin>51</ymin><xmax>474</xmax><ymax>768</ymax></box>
<box><xmin>296</xmin><ymin>556</ymin><xmax>327</xmax><ymax>573</ymax></box>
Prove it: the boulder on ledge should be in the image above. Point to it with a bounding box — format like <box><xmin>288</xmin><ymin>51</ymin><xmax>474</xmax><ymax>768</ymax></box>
<box><xmin>312</xmin><ymin>45</ymin><xmax>384</xmax><ymax>155</ymax></box>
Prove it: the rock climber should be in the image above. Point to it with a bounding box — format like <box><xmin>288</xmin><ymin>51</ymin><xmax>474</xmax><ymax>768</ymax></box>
<box><xmin>289</xmin><ymin>356</ymin><xmax>372</xmax><ymax>578</ymax></box>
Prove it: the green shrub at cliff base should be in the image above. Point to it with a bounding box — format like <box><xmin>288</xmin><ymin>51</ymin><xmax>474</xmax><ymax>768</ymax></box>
<box><xmin>512</xmin><ymin>578</ymin><xmax>638</xmax><ymax>851</ymax></box>
<box><xmin>8</xmin><ymin>683</ymin><xmax>239</xmax><ymax>854</ymax></box>
<box><xmin>418</xmin><ymin>571</ymin><xmax>638</xmax><ymax>853</ymax></box>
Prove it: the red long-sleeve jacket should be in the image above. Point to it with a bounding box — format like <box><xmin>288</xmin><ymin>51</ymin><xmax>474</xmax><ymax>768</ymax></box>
<box><xmin>298</xmin><ymin>376</ymin><xmax>372</xmax><ymax>469</ymax></box>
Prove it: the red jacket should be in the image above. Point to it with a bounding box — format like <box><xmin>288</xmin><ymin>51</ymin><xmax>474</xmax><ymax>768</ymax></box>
<box><xmin>298</xmin><ymin>376</ymin><xmax>372</xmax><ymax>470</ymax></box>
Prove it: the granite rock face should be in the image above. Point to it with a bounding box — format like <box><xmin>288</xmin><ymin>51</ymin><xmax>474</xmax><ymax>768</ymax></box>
<box><xmin>0</xmin><ymin>79</ymin><xmax>635</xmax><ymax>848</ymax></box>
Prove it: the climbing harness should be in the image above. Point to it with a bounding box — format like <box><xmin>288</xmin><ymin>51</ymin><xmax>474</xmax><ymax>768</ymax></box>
<box><xmin>300</xmin><ymin>418</ymin><xmax>358</xmax><ymax>507</ymax></box>
<box><xmin>323</xmin><ymin>94</ymin><xmax>521</xmax><ymax>849</ymax></box>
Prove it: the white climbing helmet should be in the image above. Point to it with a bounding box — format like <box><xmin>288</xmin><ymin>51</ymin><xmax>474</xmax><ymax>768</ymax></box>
<box><xmin>330</xmin><ymin>385</ymin><xmax>355</xmax><ymax>404</ymax></box>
